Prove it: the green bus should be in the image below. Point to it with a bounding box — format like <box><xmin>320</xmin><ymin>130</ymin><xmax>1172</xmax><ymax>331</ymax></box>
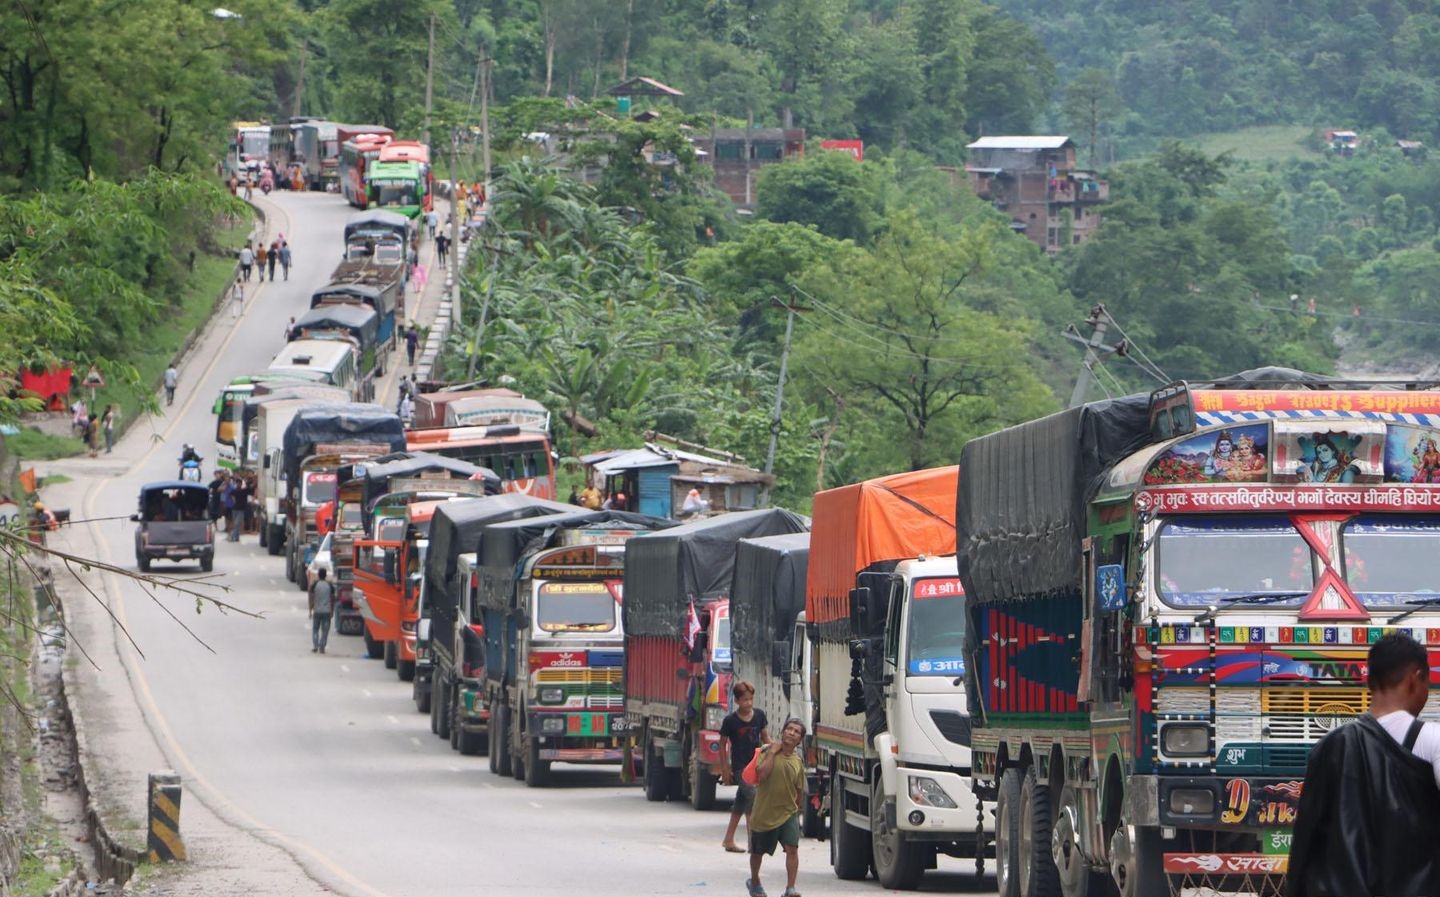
<box><xmin>365</xmin><ymin>160</ymin><xmax>427</xmax><ymax>221</ymax></box>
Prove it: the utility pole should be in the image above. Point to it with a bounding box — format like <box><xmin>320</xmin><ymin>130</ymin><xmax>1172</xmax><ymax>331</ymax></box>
<box><xmin>479</xmin><ymin>54</ymin><xmax>492</xmax><ymax>204</ymax></box>
<box><xmin>761</xmin><ymin>298</ymin><xmax>808</xmax><ymax>506</ymax></box>
<box><xmin>291</xmin><ymin>43</ymin><xmax>307</xmax><ymax>118</ymax></box>
<box><xmin>1063</xmin><ymin>304</ymin><xmax>1124</xmax><ymax>407</ymax></box>
<box><xmin>423</xmin><ymin>14</ymin><xmax>435</xmax><ymax>146</ymax></box>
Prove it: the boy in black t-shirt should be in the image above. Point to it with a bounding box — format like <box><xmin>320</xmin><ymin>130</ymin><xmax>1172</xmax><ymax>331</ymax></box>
<box><xmin>719</xmin><ymin>680</ymin><xmax>770</xmax><ymax>853</ymax></box>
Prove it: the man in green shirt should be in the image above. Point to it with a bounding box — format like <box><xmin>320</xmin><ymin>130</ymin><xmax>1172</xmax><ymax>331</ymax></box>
<box><xmin>746</xmin><ymin>719</ymin><xmax>807</xmax><ymax>897</ymax></box>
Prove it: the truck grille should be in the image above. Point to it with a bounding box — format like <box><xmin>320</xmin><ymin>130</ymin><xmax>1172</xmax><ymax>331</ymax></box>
<box><xmin>929</xmin><ymin>710</ymin><xmax>971</xmax><ymax>747</ymax></box>
<box><xmin>535</xmin><ymin>668</ymin><xmax>622</xmax><ymax>687</ymax></box>
<box><xmin>1261</xmin><ymin>688</ymin><xmax>1368</xmax><ymax>742</ymax></box>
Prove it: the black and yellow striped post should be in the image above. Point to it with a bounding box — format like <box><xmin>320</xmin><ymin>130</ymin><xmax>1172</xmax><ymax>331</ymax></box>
<box><xmin>147</xmin><ymin>771</ymin><xmax>187</xmax><ymax>863</ymax></box>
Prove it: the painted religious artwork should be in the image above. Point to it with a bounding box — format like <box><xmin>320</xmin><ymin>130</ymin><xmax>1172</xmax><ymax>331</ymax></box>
<box><xmin>1143</xmin><ymin>424</ymin><xmax>1270</xmax><ymax>485</ymax></box>
<box><xmin>1272</xmin><ymin>421</ymin><xmax>1384</xmax><ymax>484</ymax></box>
<box><xmin>1384</xmin><ymin>426</ymin><xmax>1440</xmax><ymax>483</ymax></box>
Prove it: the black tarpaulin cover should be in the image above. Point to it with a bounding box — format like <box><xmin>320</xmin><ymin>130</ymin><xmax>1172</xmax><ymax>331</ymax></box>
<box><xmin>343</xmin><ymin>451</ymin><xmax>499</xmax><ymax>508</ymax></box>
<box><xmin>623</xmin><ymin>508</ymin><xmax>809</xmax><ymax>639</ymax></box>
<box><xmin>281</xmin><ymin>404</ymin><xmax>407</xmax><ymax>491</ymax></box>
<box><xmin>474</xmin><ymin>509</ymin><xmax>676</xmax><ymax>611</ymax></box>
<box><xmin>424</xmin><ymin>495</ymin><xmax>575</xmax><ymax>634</ymax></box>
<box><xmin>730</xmin><ymin>533</ymin><xmax>810</xmax><ymax>662</ymax></box>
<box><xmin>956</xmin><ymin>394</ymin><xmax>1150</xmax><ymax>605</ymax></box>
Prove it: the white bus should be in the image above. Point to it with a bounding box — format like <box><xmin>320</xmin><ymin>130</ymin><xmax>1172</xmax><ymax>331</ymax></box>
<box><xmin>265</xmin><ymin>339</ymin><xmax>360</xmax><ymax>401</ymax></box>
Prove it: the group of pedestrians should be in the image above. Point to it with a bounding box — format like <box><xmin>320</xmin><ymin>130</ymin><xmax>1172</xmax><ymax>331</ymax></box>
<box><xmin>238</xmin><ymin>238</ymin><xmax>292</xmax><ymax>283</ymax></box>
<box><xmin>718</xmin><ymin>681</ymin><xmax>807</xmax><ymax>897</ymax></box>
<box><xmin>206</xmin><ymin>469</ymin><xmax>255</xmax><ymax>543</ymax></box>
<box><xmin>71</xmin><ymin>400</ymin><xmax>117</xmax><ymax>456</ymax></box>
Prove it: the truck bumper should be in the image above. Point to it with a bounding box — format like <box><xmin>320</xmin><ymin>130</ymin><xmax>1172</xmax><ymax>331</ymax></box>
<box><xmin>529</xmin><ymin>711</ymin><xmax>626</xmax><ymax>740</ymax></box>
<box><xmin>1131</xmin><ymin>775</ymin><xmax>1301</xmax><ymax>830</ymax></box>
<box><xmin>896</xmin><ymin>766</ymin><xmax>988</xmax><ymax>834</ymax></box>
<box><xmin>537</xmin><ymin>745</ymin><xmax>627</xmax><ymax>763</ymax></box>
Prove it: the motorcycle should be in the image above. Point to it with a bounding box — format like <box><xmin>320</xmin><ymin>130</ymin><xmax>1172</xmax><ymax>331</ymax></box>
<box><xmin>260</xmin><ymin>172</ymin><xmax>274</xmax><ymax>195</ymax></box>
<box><xmin>179</xmin><ymin>460</ymin><xmax>202</xmax><ymax>483</ymax></box>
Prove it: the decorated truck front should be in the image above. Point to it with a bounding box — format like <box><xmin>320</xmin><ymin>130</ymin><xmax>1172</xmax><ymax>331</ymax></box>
<box><xmin>475</xmin><ymin>509</ymin><xmax>673</xmax><ymax>786</ymax></box>
<box><xmin>956</xmin><ymin>376</ymin><xmax>1440</xmax><ymax>897</ymax></box>
<box><xmin>623</xmin><ymin>508</ymin><xmax>809</xmax><ymax>809</ymax></box>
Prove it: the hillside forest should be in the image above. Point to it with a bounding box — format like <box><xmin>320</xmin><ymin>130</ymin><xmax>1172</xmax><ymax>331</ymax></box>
<box><xmin>4</xmin><ymin>0</ymin><xmax>1440</xmax><ymax>503</ymax></box>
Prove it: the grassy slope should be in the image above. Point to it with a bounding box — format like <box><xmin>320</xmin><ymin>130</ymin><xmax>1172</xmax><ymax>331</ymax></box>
<box><xmin>1188</xmin><ymin>125</ymin><xmax>1317</xmax><ymax>163</ymax></box>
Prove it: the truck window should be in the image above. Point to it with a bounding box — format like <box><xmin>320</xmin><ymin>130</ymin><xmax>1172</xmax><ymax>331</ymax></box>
<box><xmin>535</xmin><ymin>582</ymin><xmax>616</xmax><ymax>633</ymax></box>
<box><xmin>711</xmin><ymin>610</ymin><xmax>732</xmax><ymax>670</ymax></box>
<box><xmin>906</xmin><ymin>577</ymin><xmax>966</xmax><ymax>676</ymax></box>
<box><xmin>1156</xmin><ymin>515</ymin><xmax>1313</xmax><ymax>607</ymax></box>
<box><xmin>303</xmin><ymin>472</ymin><xmax>337</xmax><ymax>505</ymax></box>
<box><xmin>375</xmin><ymin>517</ymin><xmax>405</xmax><ymax>542</ymax></box>
<box><xmin>1341</xmin><ymin>515</ymin><xmax>1440</xmax><ymax>606</ymax></box>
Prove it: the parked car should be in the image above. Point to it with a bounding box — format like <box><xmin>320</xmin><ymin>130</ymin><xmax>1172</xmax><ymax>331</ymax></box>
<box><xmin>304</xmin><ymin>532</ymin><xmax>334</xmax><ymax>591</ymax></box>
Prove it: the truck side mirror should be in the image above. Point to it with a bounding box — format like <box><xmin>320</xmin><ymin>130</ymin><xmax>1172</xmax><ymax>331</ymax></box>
<box><xmin>417</xmin><ymin>619</ymin><xmax>430</xmax><ymax>642</ymax></box>
<box><xmin>771</xmin><ymin>639</ymin><xmax>791</xmax><ymax>679</ymax></box>
<box><xmin>848</xmin><ymin>587</ymin><xmax>871</xmax><ymax>633</ymax></box>
<box><xmin>263</xmin><ymin>456</ymin><xmax>271</xmax><ymax>470</ymax></box>
<box><xmin>848</xmin><ymin>638</ymin><xmax>869</xmax><ymax>660</ymax></box>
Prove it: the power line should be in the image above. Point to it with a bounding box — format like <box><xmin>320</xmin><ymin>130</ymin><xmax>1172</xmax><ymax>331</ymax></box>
<box><xmin>1096</xmin><ymin>307</ymin><xmax>1169</xmax><ymax>383</ymax></box>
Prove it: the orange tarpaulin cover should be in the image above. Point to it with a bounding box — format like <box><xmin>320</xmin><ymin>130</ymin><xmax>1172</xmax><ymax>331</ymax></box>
<box><xmin>805</xmin><ymin>466</ymin><xmax>958</xmax><ymax>624</ymax></box>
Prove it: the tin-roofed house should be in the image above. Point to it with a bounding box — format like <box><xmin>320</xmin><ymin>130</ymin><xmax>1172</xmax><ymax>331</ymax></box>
<box><xmin>965</xmin><ymin>135</ymin><xmax>1108</xmax><ymax>253</ymax></box>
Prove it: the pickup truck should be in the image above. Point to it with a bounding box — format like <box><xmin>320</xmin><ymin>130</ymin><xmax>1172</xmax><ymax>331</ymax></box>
<box><xmin>133</xmin><ymin>481</ymin><xmax>214</xmax><ymax>572</ymax></box>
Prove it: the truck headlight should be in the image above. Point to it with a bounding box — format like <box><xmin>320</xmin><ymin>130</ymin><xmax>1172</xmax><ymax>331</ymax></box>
<box><xmin>908</xmin><ymin>776</ymin><xmax>958</xmax><ymax>809</ymax></box>
<box><xmin>1162</xmin><ymin>724</ymin><xmax>1210</xmax><ymax>757</ymax></box>
<box><xmin>539</xmin><ymin>687</ymin><xmax>565</xmax><ymax>704</ymax></box>
<box><xmin>541</xmin><ymin>716</ymin><xmax>566</xmax><ymax>734</ymax></box>
<box><xmin>1168</xmin><ymin>788</ymin><xmax>1215</xmax><ymax>816</ymax></box>
<box><xmin>704</xmin><ymin>706</ymin><xmax>726</xmax><ymax>730</ymax></box>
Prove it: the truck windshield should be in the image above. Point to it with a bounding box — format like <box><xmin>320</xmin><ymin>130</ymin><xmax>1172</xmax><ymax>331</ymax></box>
<box><xmin>1157</xmin><ymin>515</ymin><xmax>1313</xmax><ymax>607</ymax></box>
<box><xmin>375</xmin><ymin>516</ymin><xmax>405</xmax><ymax>542</ymax></box>
<box><xmin>536</xmin><ymin>582</ymin><xmax>615</xmax><ymax>632</ymax></box>
<box><xmin>303</xmin><ymin>472</ymin><xmax>337</xmax><ymax>505</ymax></box>
<box><xmin>711</xmin><ymin>612</ymin><xmax>732</xmax><ymax>669</ymax></box>
<box><xmin>1342</xmin><ymin>515</ymin><xmax>1440</xmax><ymax>606</ymax></box>
<box><xmin>907</xmin><ymin>577</ymin><xmax>967</xmax><ymax>676</ymax></box>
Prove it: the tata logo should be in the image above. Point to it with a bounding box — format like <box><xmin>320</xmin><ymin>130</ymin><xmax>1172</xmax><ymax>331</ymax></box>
<box><xmin>1313</xmin><ymin>702</ymin><xmax>1355</xmax><ymax>732</ymax></box>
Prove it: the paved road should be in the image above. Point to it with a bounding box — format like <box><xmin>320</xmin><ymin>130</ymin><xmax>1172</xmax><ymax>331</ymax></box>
<box><xmin>47</xmin><ymin>190</ymin><xmax>1000</xmax><ymax>897</ymax></box>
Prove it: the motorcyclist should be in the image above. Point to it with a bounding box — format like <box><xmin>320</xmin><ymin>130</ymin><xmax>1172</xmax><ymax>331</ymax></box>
<box><xmin>178</xmin><ymin>444</ymin><xmax>203</xmax><ymax>481</ymax></box>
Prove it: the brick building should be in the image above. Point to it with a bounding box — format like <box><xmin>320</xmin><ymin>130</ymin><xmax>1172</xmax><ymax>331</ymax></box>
<box><xmin>693</xmin><ymin>127</ymin><xmax>805</xmax><ymax>207</ymax></box>
<box><xmin>964</xmin><ymin>136</ymin><xmax>1108</xmax><ymax>253</ymax></box>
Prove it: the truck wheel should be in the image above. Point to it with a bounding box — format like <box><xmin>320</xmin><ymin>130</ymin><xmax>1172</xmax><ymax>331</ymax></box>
<box><xmin>871</xmin><ymin>776</ymin><xmax>926</xmax><ymax>889</ymax></box>
<box><xmin>415</xmin><ymin>675</ymin><xmax>431</xmax><ymax>714</ymax></box>
<box><xmin>436</xmin><ymin>678</ymin><xmax>452</xmax><ymax>740</ymax></box>
<box><xmin>489</xmin><ymin>701</ymin><xmax>512</xmax><ymax>776</ymax></box>
<box><xmin>200</xmin><ymin>554</ymin><xmax>213</xmax><ymax>573</ymax></box>
<box><xmin>297</xmin><ymin>565</ymin><xmax>309</xmax><ymax>592</ymax></box>
<box><xmin>510</xmin><ymin>710</ymin><xmax>526</xmax><ymax>781</ymax></box>
<box><xmin>384</xmin><ymin>641</ymin><xmax>397</xmax><ymax>670</ymax></box>
<box><xmin>258</xmin><ymin>524</ymin><xmax>267</xmax><ymax>548</ymax></box>
<box><xmin>285</xmin><ymin>545</ymin><xmax>296</xmax><ymax>581</ymax></box>
<box><xmin>449</xmin><ymin>700</ymin><xmax>462</xmax><ymax>751</ymax></box>
<box><xmin>137</xmin><ymin>555</ymin><xmax>150</xmax><ymax>573</ymax></box>
<box><xmin>524</xmin><ymin>737</ymin><xmax>550</xmax><ymax>787</ymax></box>
<box><xmin>398</xmin><ymin>659</ymin><xmax>415</xmax><ymax>682</ymax></box>
<box><xmin>996</xmin><ymin>768</ymin><xmax>1023</xmax><ymax>897</ymax></box>
<box><xmin>1112</xmin><ymin>826</ymin><xmax>1164</xmax><ymax>897</ymax></box>
<box><xmin>266</xmin><ymin>524</ymin><xmax>283</xmax><ymax>556</ymax></box>
<box><xmin>689</xmin><ymin>746</ymin><xmax>717</xmax><ymax>811</ymax></box>
<box><xmin>362</xmin><ymin>629</ymin><xmax>381</xmax><ymax>659</ymax></box>
<box><xmin>1055</xmin><ymin>783</ymin><xmax>1104</xmax><ymax>897</ymax></box>
<box><xmin>643</xmin><ymin>741</ymin><xmax>668</xmax><ymax>802</ymax></box>
<box><xmin>1019</xmin><ymin>767</ymin><xmax>1060</xmax><ymax>897</ymax></box>
<box><xmin>830</xmin><ymin>776</ymin><xmax>872</xmax><ymax>880</ymax></box>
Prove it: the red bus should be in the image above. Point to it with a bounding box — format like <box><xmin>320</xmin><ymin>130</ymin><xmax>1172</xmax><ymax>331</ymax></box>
<box><xmin>340</xmin><ymin>133</ymin><xmax>393</xmax><ymax>209</ymax></box>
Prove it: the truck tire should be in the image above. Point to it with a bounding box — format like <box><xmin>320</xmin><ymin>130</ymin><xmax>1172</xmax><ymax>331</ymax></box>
<box><xmin>830</xmin><ymin>776</ymin><xmax>872</xmax><ymax>880</ymax></box>
<box><xmin>456</xmin><ymin>719</ymin><xmax>487</xmax><ymax>757</ymax></box>
<box><xmin>258</xmin><ymin>524</ymin><xmax>267</xmax><ymax>548</ymax></box>
<box><xmin>643</xmin><ymin>740</ymin><xmax>668</xmax><ymax>802</ymax></box>
<box><xmin>510</xmin><ymin>710</ymin><xmax>526</xmax><ymax>781</ymax></box>
<box><xmin>489</xmin><ymin>701</ymin><xmax>512</xmax><ymax>777</ymax></box>
<box><xmin>414</xmin><ymin>675</ymin><xmax>431</xmax><ymax>714</ymax></box>
<box><xmin>398</xmin><ymin>659</ymin><xmax>415</xmax><ymax>682</ymax></box>
<box><xmin>363</xmin><ymin>629</ymin><xmax>383</xmax><ymax>659</ymax></box>
<box><xmin>384</xmin><ymin>641</ymin><xmax>397</xmax><ymax>670</ymax></box>
<box><xmin>285</xmin><ymin>544</ymin><xmax>296</xmax><ymax>581</ymax></box>
<box><xmin>689</xmin><ymin>745</ymin><xmax>717</xmax><ymax>811</ymax></box>
<box><xmin>449</xmin><ymin>702</ymin><xmax>461</xmax><ymax>750</ymax></box>
<box><xmin>266</xmin><ymin>524</ymin><xmax>283</xmax><ymax>556</ymax></box>
<box><xmin>297</xmin><ymin>565</ymin><xmax>309</xmax><ymax>592</ymax></box>
<box><xmin>1055</xmin><ymin>783</ymin><xmax>1105</xmax><ymax>897</ymax></box>
<box><xmin>871</xmin><ymin>776</ymin><xmax>926</xmax><ymax>889</ymax></box>
<box><xmin>1019</xmin><ymin>767</ymin><xmax>1060</xmax><ymax>897</ymax></box>
<box><xmin>524</xmin><ymin>737</ymin><xmax>550</xmax><ymax>787</ymax></box>
<box><xmin>436</xmin><ymin>678</ymin><xmax>452</xmax><ymax>740</ymax></box>
<box><xmin>200</xmin><ymin>553</ymin><xmax>213</xmax><ymax>573</ymax></box>
<box><xmin>137</xmin><ymin>555</ymin><xmax>150</xmax><ymax>573</ymax></box>
<box><xmin>1112</xmin><ymin>826</ymin><xmax>1165</xmax><ymax>897</ymax></box>
<box><xmin>996</xmin><ymin>768</ymin><xmax>1023</xmax><ymax>897</ymax></box>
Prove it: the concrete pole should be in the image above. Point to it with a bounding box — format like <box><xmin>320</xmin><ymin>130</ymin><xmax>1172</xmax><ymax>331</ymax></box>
<box><xmin>1068</xmin><ymin>314</ymin><xmax>1110</xmax><ymax>408</ymax></box>
<box><xmin>761</xmin><ymin>300</ymin><xmax>797</xmax><ymax>505</ymax></box>
<box><xmin>423</xmin><ymin>14</ymin><xmax>435</xmax><ymax>146</ymax></box>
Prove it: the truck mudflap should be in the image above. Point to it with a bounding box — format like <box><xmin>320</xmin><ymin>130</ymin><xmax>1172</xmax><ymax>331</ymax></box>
<box><xmin>1163</xmin><ymin>853</ymin><xmax>1287</xmax><ymax>897</ymax></box>
<box><xmin>538</xmin><ymin>747</ymin><xmax>627</xmax><ymax>762</ymax></box>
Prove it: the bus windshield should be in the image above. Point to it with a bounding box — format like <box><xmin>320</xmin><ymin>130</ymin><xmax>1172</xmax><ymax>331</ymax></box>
<box><xmin>374</xmin><ymin>182</ymin><xmax>418</xmax><ymax>207</ymax></box>
<box><xmin>535</xmin><ymin>582</ymin><xmax>615</xmax><ymax>633</ymax></box>
<box><xmin>906</xmin><ymin>577</ymin><xmax>966</xmax><ymax>676</ymax></box>
<box><xmin>214</xmin><ymin>390</ymin><xmax>248</xmax><ymax>446</ymax></box>
<box><xmin>1157</xmin><ymin>516</ymin><xmax>1313</xmax><ymax>607</ymax></box>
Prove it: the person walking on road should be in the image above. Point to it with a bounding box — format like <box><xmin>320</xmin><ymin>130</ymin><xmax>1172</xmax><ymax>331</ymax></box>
<box><xmin>426</xmin><ymin>209</ymin><xmax>438</xmax><ymax>240</ymax></box>
<box><xmin>720</xmin><ymin>681</ymin><xmax>770</xmax><ymax>853</ymax></box>
<box><xmin>231</xmin><ymin>277</ymin><xmax>245</xmax><ymax>319</ymax></box>
<box><xmin>255</xmin><ymin>242</ymin><xmax>268</xmax><ymax>282</ymax></box>
<box><xmin>224</xmin><ymin>478</ymin><xmax>244</xmax><ymax>542</ymax></box>
<box><xmin>405</xmin><ymin>324</ymin><xmax>420</xmax><ymax>366</ymax></box>
<box><xmin>309</xmin><ymin>568</ymin><xmax>335</xmax><ymax>654</ymax></box>
<box><xmin>163</xmin><ymin>365</ymin><xmax>178</xmax><ymax>407</ymax></box>
<box><xmin>279</xmin><ymin>241</ymin><xmax>292</xmax><ymax>281</ymax></box>
<box><xmin>1288</xmin><ymin>633</ymin><xmax>1440</xmax><ymax>897</ymax></box>
<box><xmin>399</xmin><ymin>392</ymin><xmax>415</xmax><ymax>428</ymax></box>
<box><xmin>101</xmin><ymin>405</ymin><xmax>116</xmax><ymax>454</ymax></box>
<box><xmin>267</xmin><ymin>240</ymin><xmax>279</xmax><ymax>281</ymax></box>
<box><xmin>746</xmin><ymin>720</ymin><xmax>807</xmax><ymax>897</ymax></box>
<box><xmin>284</xmin><ymin>316</ymin><xmax>298</xmax><ymax>341</ymax></box>
<box><xmin>239</xmin><ymin>243</ymin><xmax>254</xmax><ymax>281</ymax></box>
<box><xmin>436</xmin><ymin>231</ymin><xmax>450</xmax><ymax>269</ymax></box>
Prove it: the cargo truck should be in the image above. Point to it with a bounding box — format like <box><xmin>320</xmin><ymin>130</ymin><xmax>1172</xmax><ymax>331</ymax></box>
<box><xmin>474</xmin><ymin>509</ymin><xmax>673</xmax><ymax>784</ymax></box>
<box><xmin>805</xmin><ymin>467</ymin><xmax>990</xmax><ymax>889</ymax></box>
<box><xmin>623</xmin><ymin>508</ymin><xmax>808</xmax><ymax>809</ymax></box>
<box><xmin>955</xmin><ymin>371</ymin><xmax>1440</xmax><ymax>897</ymax></box>
<box><xmin>417</xmin><ymin>495</ymin><xmax>572</xmax><ymax>724</ymax></box>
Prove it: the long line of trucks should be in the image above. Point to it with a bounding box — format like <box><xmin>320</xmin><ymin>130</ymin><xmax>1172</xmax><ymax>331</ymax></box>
<box><xmin>212</xmin><ymin>357</ymin><xmax>1440</xmax><ymax>897</ymax></box>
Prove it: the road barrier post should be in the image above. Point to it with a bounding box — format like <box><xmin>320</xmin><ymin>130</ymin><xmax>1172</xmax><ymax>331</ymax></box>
<box><xmin>146</xmin><ymin>771</ymin><xmax>187</xmax><ymax>863</ymax></box>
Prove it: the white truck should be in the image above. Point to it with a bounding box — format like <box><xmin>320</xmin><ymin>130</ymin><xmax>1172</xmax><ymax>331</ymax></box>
<box><xmin>256</xmin><ymin>398</ymin><xmax>314</xmax><ymax>555</ymax></box>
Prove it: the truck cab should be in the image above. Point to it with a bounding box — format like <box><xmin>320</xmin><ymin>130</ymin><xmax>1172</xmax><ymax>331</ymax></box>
<box><xmin>835</xmin><ymin>556</ymin><xmax>990</xmax><ymax>889</ymax></box>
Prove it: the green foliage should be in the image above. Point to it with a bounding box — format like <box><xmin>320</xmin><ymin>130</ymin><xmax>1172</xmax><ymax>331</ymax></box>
<box><xmin>755</xmin><ymin>151</ymin><xmax>885</xmax><ymax>244</ymax></box>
